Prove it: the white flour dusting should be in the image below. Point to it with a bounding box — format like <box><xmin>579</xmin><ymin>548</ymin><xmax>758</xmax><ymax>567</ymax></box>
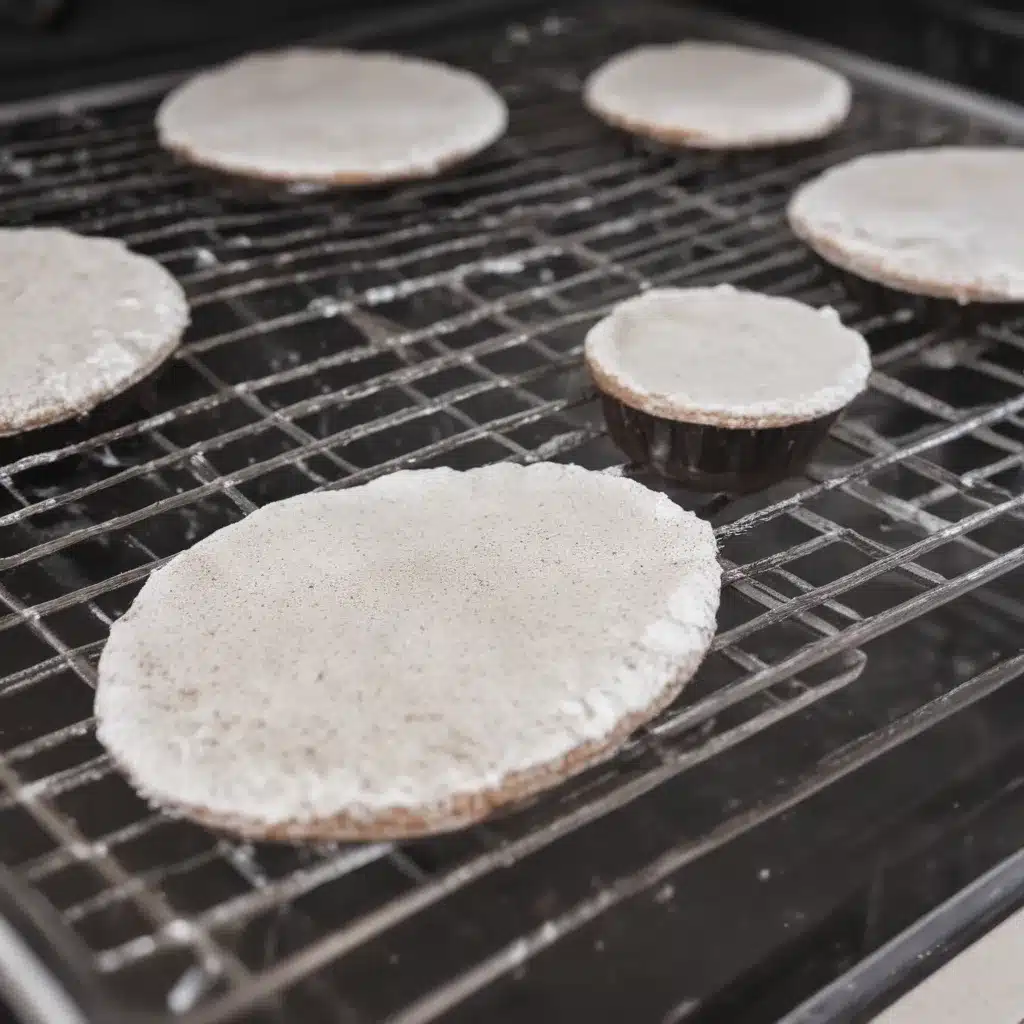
<box><xmin>157</xmin><ymin>48</ymin><xmax>508</xmax><ymax>184</ymax></box>
<box><xmin>584</xmin><ymin>285</ymin><xmax>871</xmax><ymax>428</ymax></box>
<box><xmin>96</xmin><ymin>463</ymin><xmax>720</xmax><ymax>837</ymax></box>
<box><xmin>585</xmin><ymin>42</ymin><xmax>850</xmax><ymax>148</ymax></box>
<box><xmin>789</xmin><ymin>147</ymin><xmax>1024</xmax><ymax>303</ymax></box>
<box><xmin>0</xmin><ymin>228</ymin><xmax>188</xmax><ymax>437</ymax></box>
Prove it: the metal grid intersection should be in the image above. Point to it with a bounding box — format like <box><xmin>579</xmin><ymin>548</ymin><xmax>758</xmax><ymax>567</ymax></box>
<box><xmin>0</xmin><ymin>3</ymin><xmax>1023</xmax><ymax>1022</ymax></box>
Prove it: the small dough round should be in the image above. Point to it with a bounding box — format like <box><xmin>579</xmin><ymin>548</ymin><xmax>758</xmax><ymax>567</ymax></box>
<box><xmin>788</xmin><ymin>147</ymin><xmax>1024</xmax><ymax>303</ymax></box>
<box><xmin>585</xmin><ymin>286</ymin><xmax>871</xmax><ymax>429</ymax></box>
<box><xmin>157</xmin><ymin>48</ymin><xmax>508</xmax><ymax>184</ymax></box>
<box><xmin>584</xmin><ymin>42</ymin><xmax>851</xmax><ymax>149</ymax></box>
<box><xmin>96</xmin><ymin>464</ymin><xmax>720</xmax><ymax>840</ymax></box>
<box><xmin>0</xmin><ymin>228</ymin><xmax>188</xmax><ymax>437</ymax></box>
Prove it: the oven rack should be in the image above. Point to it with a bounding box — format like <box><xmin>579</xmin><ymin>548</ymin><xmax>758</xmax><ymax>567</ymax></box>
<box><xmin>0</xmin><ymin>3</ymin><xmax>1023</xmax><ymax>1022</ymax></box>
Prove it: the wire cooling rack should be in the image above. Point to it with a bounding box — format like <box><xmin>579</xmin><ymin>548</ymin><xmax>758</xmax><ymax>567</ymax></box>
<box><xmin>0</xmin><ymin>2</ymin><xmax>1023</xmax><ymax>1022</ymax></box>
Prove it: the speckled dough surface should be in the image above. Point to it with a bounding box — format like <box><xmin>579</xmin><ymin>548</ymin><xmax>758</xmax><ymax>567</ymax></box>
<box><xmin>585</xmin><ymin>286</ymin><xmax>872</xmax><ymax>428</ymax></box>
<box><xmin>788</xmin><ymin>147</ymin><xmax>1024</xmax><ymax>302</ymax></box>
<box><xmin>96</xmin><ymin>464</ymin><xmax>721</xmax><ymax>839</ymax></box>
<box><xmin>584</xmin><ymin>42</ymin><xmax>851</xmax><ymax>148</ymax></box>
<box><xmin>156</xmin><ymin>48</ymin><xmax>508</xmax><ymax>184</ymax></box>
<box><xmin>0</xmin><ymin>228</ymin><xmax>188</xmax><ymax>437</ymax></box>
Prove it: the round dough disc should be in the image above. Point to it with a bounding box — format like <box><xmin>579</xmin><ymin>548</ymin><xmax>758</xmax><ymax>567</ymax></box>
<box><xmin>584</xmin><ymin>42</ymin><xmax>851</xmax><ymax>149</ymax></box>
<box><xmin>0</xmin><ymin>228</ymin><xmax>188</xmax><ymax>437</ymax></box>
<box><xmin>585</xmin><ymin>286</ymin><xmax>872</xmax><ymax>428</ymax></box>
<box><xmin>96</xmin><ymin>464</ymin><xmax>721</xmax><ymax>840</ymax></box>
<box><xmin>156</xmin><ymin>48</ymin><xmax>509</xmax><ymax>184</ymax></box>
<box><xmin>788</xmin><ymin>147</ymin><xmax>1024</xmax><ymax>302</ymax></box>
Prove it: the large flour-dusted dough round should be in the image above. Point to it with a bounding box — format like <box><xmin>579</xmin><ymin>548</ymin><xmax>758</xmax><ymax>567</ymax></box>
<box><xmin>96</xmin><ymin>464</ymin><xmax>720</xmax><ymax>839</ymax></box>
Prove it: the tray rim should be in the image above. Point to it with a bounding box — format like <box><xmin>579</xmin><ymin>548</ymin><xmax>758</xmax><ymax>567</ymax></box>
<box><xmin>0</xmin><ymin>0</ymin><xmax>1022</xmax><ymax>133</ymax></box>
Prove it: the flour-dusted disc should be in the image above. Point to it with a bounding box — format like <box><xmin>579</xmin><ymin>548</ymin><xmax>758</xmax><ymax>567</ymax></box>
<box><xmin>585</xmin><ymin>286</ymin><xmax>871</xmax><ymax>430</ymax></box>
<box><xmin>789</xmin><ymin>147</ymin><xmax>1024</xmax><ymax>303</ymax></box>
<box><xmin>156</xmin><ymin>48</ymin><xmax>508</xmax><ymax>185</ymax></box>
<box><xmin>96</xmin><ymin>464</ymin><xmax>720</xmax><ymax>840</ymax></box>
<box><xmin>584</xmin><ymin>42</ymin><xmax>851</xmax><ymax>149</ymax></box>
<box><xmin>0</xmin><ymin>228</ymin><xmax>188</xmax><ymax>438</ymax></box>
<box><xmin>585</xmin><ymin>287</ymin><xmax>871</xmax><ymax>491</ymax></box>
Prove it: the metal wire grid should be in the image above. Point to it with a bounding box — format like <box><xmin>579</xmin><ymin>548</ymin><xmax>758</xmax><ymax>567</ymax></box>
<box><xmin>0</xmin><ymin>3</ymin><xmax>1022</xmax><ymax>1022</ymax></box>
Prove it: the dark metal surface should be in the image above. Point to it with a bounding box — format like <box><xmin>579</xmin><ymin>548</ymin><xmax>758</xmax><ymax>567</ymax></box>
<box><xmin>0</xmin><ymin>0</ymin><xmax>67</xmax><ymax>29</ymax></box>
<box><xmin>0</xmin><ymin>3</ymin><xmax>1023</xmax><ymax>1022</ymax></box>
<box><xmin>0</xmin><ymin>0</ymin><xmax>532</xmax><ymax>103</ymax></box>
<box><xmin>713</xmin><ymin>0</ymin><xmax>1024</xmax><ymax>105</ymax></box>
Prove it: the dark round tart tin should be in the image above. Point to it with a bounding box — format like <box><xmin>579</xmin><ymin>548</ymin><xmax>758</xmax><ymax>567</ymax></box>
<box><xmin>806</xmin><ymin>252</ymin><xmax>1024</xmax><ymax>340</ymax></box>
<box><xmin>585</xmin><ymin>286</ymin><xmax>872</xmax><ymax>494</ymax></box>
<box><xmin>600</xmin><ymin>393</ymin><xmax>842</xmax><ymax>494</ymax></box>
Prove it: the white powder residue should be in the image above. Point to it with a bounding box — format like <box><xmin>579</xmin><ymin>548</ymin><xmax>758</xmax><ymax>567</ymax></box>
<box><xmin>307</xmin><ymin>295</ymin><xmax>345</xmax><ymax>318</ymax></box>
<box><xmin>789</xmin><ymin>147</ymin><xmax>1024</xmax><ymax>303</ymax></box>
<box><xmin>584</xmin><ymin>285</ymin><xmax>871</xmax><ymax>428</ymax></box>
<box><xmin>0</xmin><ymin>228</ymin><xmax>189</xmax><ymax>437</ymax></box>
<box><xmin>156</xmin><ymin>48</ymin><xmax>508</xmax><ymax>184</ymax></box>
<box><xmin>584</xmin><ymin>42</ymin><xmax>850</xmax><ymax>149</ymax></box>
<box><xmin>95</xmin><ymin>463</ymin><xmax>720</xmax><ymax>838</ymax></box>
<box><xmin>478</xmin><ymin>258</ymin><xmax>526</xmax><ymax>275</ymax></box>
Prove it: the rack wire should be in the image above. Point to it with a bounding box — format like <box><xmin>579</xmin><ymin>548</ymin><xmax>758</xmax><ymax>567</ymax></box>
<box><xmin>0</xmin><ymin>2</ymin><xmax>1023</xmax><ymax>1022</ymax></box>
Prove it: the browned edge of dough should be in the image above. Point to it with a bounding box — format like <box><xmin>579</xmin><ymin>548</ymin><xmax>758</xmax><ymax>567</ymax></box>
<box><xmin>584</xmin><ymin>346</ymin><xmax>828</xmax><ymax>430</ymax></box>
<box><xmin>0</xmin><ymin>318</ymin><xmax>186</xmax><ymax>439</ymax></box>
<box><xmin>108</xmin><ymin>633</ymin><xmax>714</xmax><ymax>842</ymax></box>
<box><xmin>161</xmin><ymin>131</ymin><xmax>503</xmax><ymax>188</ymax></box>
<box><xmin>584</xmin><ymin>96</ymin><xmax>849</xmax><ymax>151</ymax></box>
<box><xmin>788</xmin><ymin>206</ymin><xmax>1024</xmax><ymax>304</ymax></box>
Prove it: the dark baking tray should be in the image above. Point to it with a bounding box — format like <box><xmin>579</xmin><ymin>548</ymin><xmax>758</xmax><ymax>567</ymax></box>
<box><xmin>0</xmin><ymin>2</ymin><xmax>1022</xmax><ymax>1022</ymax></box>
